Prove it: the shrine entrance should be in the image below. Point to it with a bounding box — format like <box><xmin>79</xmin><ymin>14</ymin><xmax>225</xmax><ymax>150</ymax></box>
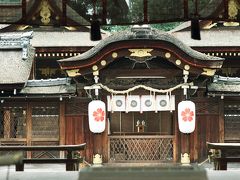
<box><xmin>108</xmin><ymin>111</ymin><xmax>174</xmax><ymax>162</ymax></box>
<box><xmin>58</xmin><ymin>26</ymin><xmax>224</xmax><ymax>163</ymax></box>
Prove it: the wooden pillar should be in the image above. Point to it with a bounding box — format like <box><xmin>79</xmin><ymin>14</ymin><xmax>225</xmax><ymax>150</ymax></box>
<box><xmin>26</xmin><ymin>102</ymin><xmax>32</xmax><ymax>158</ymax></box>
<box><xmin>21</xmin><ymin>0</ymin><xmax>26</xmax><ymax>22</ymax></box>
<box><xmin>219</xmin><ymin>100</ymin><xmax>224</xmax><ymax>143</ymax></box>
<box><xmin>193</xmin><ymin>119</ymin><xmax>198</xmax><ymax>161</ymax></box>
<box><xmin>174</xmin><ymin>92</ymin><xmax>182</xmax><ymax>162</ymax></box>
<box><xmin>183</xmin><ymin>0</ymin><xmax>189</xmax><ymax>19</ymax></box>
<box><xmin>3</xmin><ymin>110</ymin><xmax>11</xmax><ymax>138</ymax></box>
<box><xmin>183</xmin><ymin>134</ymin><xmax>190</xmax><ymax>154</ymax></box>
<box><xmin>62</xmin><ymin>0</ymin><xmax>67</xmax><ymax>26</ymax></box>
<box><xmin>93</xmin><ymin>133</ymin><xmax>103</xmax><ymax>155</ymax></box>
<box><xmin>173</xmin><ymin>111</ymin><xmax>178</xmax><ymax>162</ymax></box>
<box><xmin>102</xmin><ymin>117</ymin><xmax>108</xmax><ymax>163</ymax></box>
<box><xmin>59</xmin><ymin>102</ymin><xmax>66</xmax><ymax>158</ymax></box>
<box><xmin>84</xmin><ymin>117</ymin><xmax>94</xmax><ymax>163</ymax></box>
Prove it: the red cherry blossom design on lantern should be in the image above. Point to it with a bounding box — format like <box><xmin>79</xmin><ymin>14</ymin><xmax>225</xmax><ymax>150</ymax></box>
<box><xmin>93</xmin><ymin>108</ymin><xmax>105</xmax><ymax>122</ymax></box>
<box><xmin>181</xmin><ymin>108</ymin><xmax>194</xmax><ymax>122</ymax></box>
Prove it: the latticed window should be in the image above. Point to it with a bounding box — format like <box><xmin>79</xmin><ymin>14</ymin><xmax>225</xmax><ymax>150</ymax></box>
<box><xmin>32</xmin><ymin>106</ymin><xmax>59</xmax><ymax>139</ymax></box>
<box><xmin>109</xmin><ymin>136</ymin><xmax>174</xmax><ymax>162</ymax></box>
<box><xmin>0</xmin><ymin>107</ymin><xmax>27</xmax><ymax>139</ymax></box>
<box><xmin>224</xmin><ymin>103</ymin><xmax>240</xmax><ymax>142</ymax></box>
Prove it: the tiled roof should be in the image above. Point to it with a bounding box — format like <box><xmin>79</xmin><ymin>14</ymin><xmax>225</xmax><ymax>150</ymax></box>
<box><xmin>0</xmin><ymin>31</ymin><xmax>35</xmax><ymax>84</ymax></box>
<box><xmin>31</xmin><ymin>31</ymin><xmax>108</xmax><ymax>47</ymax></box>
<box><xmin>171</xmin><ymin>27</ymin><xmax>240</xmax><ymax>47</ymax></box>
<box><xmin>59</xmin><ymin>26</ymin><xmax>223</xmax><ymax>63</ymax></box>
<box><xmin>20</xmin><ymin>78</ymin><xmax>76</xmax><ymax>94</ymax></box>
<box><xmin>20</xmin><ymin>84</ymin><xmax>76</xmax><ymax>94</ymax></box>
<box><xmin>208</xmin><ymin>76</ymin><xmax>240</xmax><ymax>92</ymax></box>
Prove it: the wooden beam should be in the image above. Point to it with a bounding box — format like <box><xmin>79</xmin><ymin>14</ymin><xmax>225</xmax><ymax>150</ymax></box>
<box><xmin>101</xmin><ymin>69</ymin><xmax>182</xmax><ymax>79</ymax></box>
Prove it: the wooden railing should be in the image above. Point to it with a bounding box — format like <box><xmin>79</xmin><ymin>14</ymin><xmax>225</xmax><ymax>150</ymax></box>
<box><xmin>108</xmin><ymin>135</ymin><xmax>174</xmax><ymax>162</ymax></box>
<box><xmin>207</xmin><ymin>142</ymin><xmax>240</xmax><ymax>170</ymax></box>
<box><xmin>0</xmin><ymin>143</ymin><xmax>86</xmax><ymax>171</ymax></box>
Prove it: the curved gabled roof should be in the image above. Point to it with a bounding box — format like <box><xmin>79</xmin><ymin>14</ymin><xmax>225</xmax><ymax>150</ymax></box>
<box><xmin>58</xmin><ymin>27</ymin><xmax>224</xmax><ymax>77</ymax></box>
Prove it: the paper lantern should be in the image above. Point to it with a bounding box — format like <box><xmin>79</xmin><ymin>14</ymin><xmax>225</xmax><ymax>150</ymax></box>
<box><xmin>178</xmin><ymin>100</ymin><xmax>195</xmax><ymax>133</ymax></box>
<box><xmin>88</xmin><ymin>100</ymin><xmax>106</xmax><ymax>133</ymax></box>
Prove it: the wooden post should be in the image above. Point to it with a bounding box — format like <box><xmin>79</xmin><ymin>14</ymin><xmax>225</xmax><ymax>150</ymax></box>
<box><xmin>174</xmin><ymin>93</ymin><xmax>181</xmax><ymax>163</ymax></box>
<box><xmin>193</xmin><ymin>119</ymin><xmax>198</xmax><ymax>161</ymax></box>
<box><xmin>173</xmin><ymin>113</ymin><xmax>178</xmax><ymax>162</ymax></box>
<box><xmin>219</xmin><ymin>100</ymin><xmax>224</xmax><ymax>143</ymax></box>
<box><xmin>62</xmin><ymin>0</ymin><xmax>67</xmax><ymax>26</ymax></box>
<box><xmin>183</xmin><ymin>0</ymin><xmax>189</xmax><ymax>19</ymax></box>
<box><xmin>16</xmin><ymin>162</ymin><xmax>24</xmax><ymax>171</ymax></box>
<box><xmin>93</xmin><ymin>133</ymin><xmax>102</xmax><ymax>156</ymax></box>
<box><xmin>3</xmin><ymin>110</ymin><xmax>11</xmax><ymax>138</ymax></box>
<box><xmin>102</xmin><ymin>116</ymin><xmax>108</xmax><ymax>163</ymax></box>
<box><xmin>66</xmin><ymin>150</ymin><xmax>74</xmax><ymax>171</ymax></box>
<box><xmin>59</xmin><ymin>101</ymin><xmax>66</xmax><ymax>158</ymax></box>
<box><xmin>84</xmin><ymin>116</ymin><xmax>94</xmax><ymax>163</ymax></box>
<box><xmin>21</xmin><ymin>0</ymin><xmax>26</xmax><ymax>23</ymax></box>
<box><xmin>26</xmin><ymin>102</ymin><xmax>32</xmax><ymax>158</ymax></box>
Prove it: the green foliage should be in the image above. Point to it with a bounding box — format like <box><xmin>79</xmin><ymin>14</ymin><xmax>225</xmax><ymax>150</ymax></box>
<box><xmin>151</xmin><ymin>22</ymin><xmax>182</xmax><ymax>31</ymax></box>
<box><xmin>102</xmin><ymin>22</ymin><xmax>182</xmax><ymax>33</ymax></box>
<box><xmin>101</xmin><ymin>25</ymin><xmax>129</xmax><ymax>33</ymax></box>
<box><xmin>0</xmin><ymin>0</ymin><xmax>21</xmax><ymax>4</ymax></box>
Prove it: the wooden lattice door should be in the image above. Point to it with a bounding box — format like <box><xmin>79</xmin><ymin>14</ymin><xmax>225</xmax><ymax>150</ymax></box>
<box><xmin>0</xmin><ymin>105</ymin><xmax>27</xmax><ymax>156</ymax></box>
<box><xmin>31</xmin><ymin>104</ymin><xmax>60</xmax><ymax>158</ymax></box>
<box><xmin>224</xmin><ymin>102</ymin><xmax>240</xmax><ymax>142</ymax></box>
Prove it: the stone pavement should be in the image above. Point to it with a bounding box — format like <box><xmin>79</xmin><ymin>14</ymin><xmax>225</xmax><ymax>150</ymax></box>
<box><xmin>0</xmin><ymin>164</ymin><xmax>79</xmax><ymax>180</ymax></box>
<box><xmin>0</xmin><ymin>163</ymin><xmax>240</xmax><ymax>180</ymax></box>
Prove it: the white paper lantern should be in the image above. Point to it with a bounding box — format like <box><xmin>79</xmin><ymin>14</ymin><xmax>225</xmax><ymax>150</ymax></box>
<box><xmin>88</xmin><ymin>100</ymin><xmax>106</xmax><ymax>133</ymax></box>
<box><xmin>178</xmin><ymin>100</ymin><xmax>196</xmax><ymax>133</ymax></box>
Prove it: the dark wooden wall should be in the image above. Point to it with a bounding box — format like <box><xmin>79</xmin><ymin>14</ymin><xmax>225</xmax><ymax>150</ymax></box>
<box><xmin>65</xmin><ymin>99</ymin><xmax>93</xmax><ymax>162</ymax></box>
<box><xmin>176</xmin><ymin>97</ymin><xmax>223</xmax><ymax>162</ymax></box>
<box><xmin>64</xmin><ymin>95</ymin><xmax>224</xmax><ymax>163</ymax></box>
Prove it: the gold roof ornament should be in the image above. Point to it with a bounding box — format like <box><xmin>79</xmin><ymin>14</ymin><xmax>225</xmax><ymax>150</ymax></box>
<box><xmin>40</xmin><ymin>0</ymin><xmax>51</xmax><ymax>25</ymax></box>
<box><xmin>224</xmin><ymin>0</ymin><xmax>240</xmax><ymax>26</ymax></box>
<box><xmin>201</xmin><ymin>68</ymin><xmax>216</xmax><ymax>76</ymax></box>
<box><xmin>129</xmin><ymin>49</ymin><xmax>153</xmax><ymax>57</ymax></box>
<box><xmin>66</xmin><ymin>69</ymin><xmax>81</xmax><ymax>77</ymax></box>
